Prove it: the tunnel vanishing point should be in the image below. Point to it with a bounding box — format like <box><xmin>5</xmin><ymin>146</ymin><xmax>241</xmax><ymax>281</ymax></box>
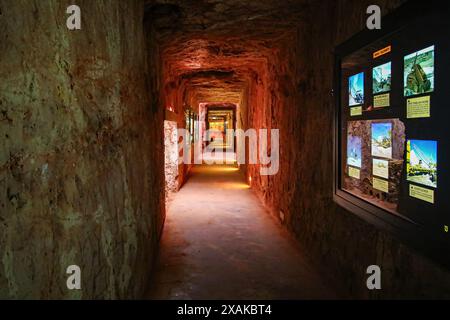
<box><xmin>1</xmin><ymin>0</ymin><xmax>450</xmax><ymax>300</ymax></box>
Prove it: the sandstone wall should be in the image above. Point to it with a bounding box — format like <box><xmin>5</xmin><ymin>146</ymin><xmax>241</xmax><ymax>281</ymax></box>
<box><xmin>0</xmin><ymin>0</ymin><xmax>164</xmax><ymax>299</ymax></box>
<box><xmin>164</xmin><ymin>120</ymin><xmax>179</xmax><ymax>204</ymax></box>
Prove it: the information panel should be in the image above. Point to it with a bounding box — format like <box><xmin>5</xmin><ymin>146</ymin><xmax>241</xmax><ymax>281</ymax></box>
<box><xmin>334</xmin><ymin>3</ymin><xmax>450</xmax><ymax>268</ymax></box>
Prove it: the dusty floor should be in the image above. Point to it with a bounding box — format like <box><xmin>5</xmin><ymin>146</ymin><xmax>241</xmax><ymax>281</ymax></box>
<box><xmin>147</xmin><ymin>164</ymin><xmax>337</xmax><ymax>299</ymax></box>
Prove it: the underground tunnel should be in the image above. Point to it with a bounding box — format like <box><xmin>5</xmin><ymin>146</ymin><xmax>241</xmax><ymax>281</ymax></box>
<box><xmin>1</xmin><ymin>0</ymin><xmax>450</xmax><ymax>303</ymax></box>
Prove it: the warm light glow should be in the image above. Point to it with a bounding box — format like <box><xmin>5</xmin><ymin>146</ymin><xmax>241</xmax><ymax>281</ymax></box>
<box><xmin>249</xmin><ymin>176</ymin><xmax>252</xmax><ymax>184</ymax></box>
<box><xmin>217</xmin><ymin>182</ymin><xmax>250</xmax><ymax>190</ymax></box>
<box><xmin>221</xmin><ymin>167</ymin><xmax>239</xmax><ymax>172</ymax></box>
<box><xmin>196</xmin><ymin>166</ymin><xmax>239</xmax><ymax>173</ymax></box>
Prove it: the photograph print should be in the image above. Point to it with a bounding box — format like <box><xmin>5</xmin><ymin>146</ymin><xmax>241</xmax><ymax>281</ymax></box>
<box><xmin>347</xmin><ymin>135</ymin><xmax>362</xmax><ymax>168</ymax></box>
<box><xmin>349</xmin><ymin>72</ymin><xmax>364</xmax><ymax>106</ymax></box>
<box><xmin>404</xmin><ymin>45</ymin><xmax>435</xmax><ymax>97</ymax></box>
<box><xmin>371</xmin><ymin>122</ymin><xmax>392</xmax><ymax>159</ymax></box>
<box><xmin>406</xmin><ymin>139</ymin><xmax>437</xmax><ymax>188</ymax></box>
<box><xmin>373</xmin><ymin>62</ymin><xmax>391</xmax><ymax>94</ymax></box>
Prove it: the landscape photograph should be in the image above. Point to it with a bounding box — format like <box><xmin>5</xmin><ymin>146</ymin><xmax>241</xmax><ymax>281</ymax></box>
<box><xmin>371</xmin><ymin>123</ymin><xmax>393</xmax><ymax>159</ymax></box>
<box><xmin>407</xmin><ymin>139</ymin><xmax>437</xmax><ymax>188</ymax></box>
<box><xmin>404</xmin><ymin>45</ymin><xmax>435</xmax><ymax>96</ymax></box>
<box><xmin>349</xmin><ymin>72</ymin><xmax>364</xmax><ymax>106</ymax></box>
<box><xmin>347</xmin><ymin>135</ymin><xmax>362</xmax><ymax>168</ymax></box>
<box><xmin>373</xmin><ymin>62</ymin><xmax>392</xmax><ymax>94</ymax></box>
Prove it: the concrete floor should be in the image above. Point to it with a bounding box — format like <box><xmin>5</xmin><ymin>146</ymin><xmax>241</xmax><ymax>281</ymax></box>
<box><xmin>147</xmin><ymin>164</ymin><xmax>337</xmax><ymax>299</ymax></box>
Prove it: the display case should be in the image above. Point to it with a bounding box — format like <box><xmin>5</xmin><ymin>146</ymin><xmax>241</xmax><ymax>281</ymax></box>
<box><xmin>333</xmin><ymin>2</ymin><xmax>450</xmax><ymax>268</ymax></box>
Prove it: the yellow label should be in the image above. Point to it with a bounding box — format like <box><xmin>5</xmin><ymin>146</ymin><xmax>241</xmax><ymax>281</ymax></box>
<box><xmin>348</xmin><ymin>166</ymin><xmax>360</xmax><ymax>180</ymax></box>
<box><xmin>373</xmin><ymin>45</ymin><xmax>392</xmax><ymax>59</ymax></box>
<box><xmin>407</xmin><ymin>96</ymin><xmax>430</xmax><ymax>119</ymax></box>
<box><xmin>373</xmin><ymin>177</ymin><xmax>389</xmax><ymax>193</ymax></box>
<box><xmin>373</xmin><ymin>159</ymin><xmax>389</xmax><ymax>179</ymax></box>
<box><xmin>409</xmin><ymin>184</ymin><xmax>434</xmax><ymax>204</ymax></box>
<box><xmin>374</xmin><ymin>93</ymin><xmax>390</xmax><ymax>108</ymax></box>
<box><xmin>350</xmin><ymin>106</ymin><xmax>363</xmax><ymax>116</ymax></box>
<box><xmin>445</xmin><ymin>225</ymin><xmax>449</xmax><ymax>233</ymax></box>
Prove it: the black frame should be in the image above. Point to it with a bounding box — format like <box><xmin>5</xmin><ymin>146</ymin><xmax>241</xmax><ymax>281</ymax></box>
<box><xmin>333</xmin><ymin>1</ymin><xmax>450</xmax><ymax>269</ymax></box>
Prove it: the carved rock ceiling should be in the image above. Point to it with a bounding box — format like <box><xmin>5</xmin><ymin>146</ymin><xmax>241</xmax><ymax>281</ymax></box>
<box><xmin>145</xmin><ymin>0</ymin><xmax>313</xmax><ymax>103</ymax></box>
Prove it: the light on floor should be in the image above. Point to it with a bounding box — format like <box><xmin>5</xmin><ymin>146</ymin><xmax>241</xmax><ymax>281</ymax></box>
<box><xmin>200</xmin><ymin>166</ymin><xmax>239</xmax><ymax>173</ymax></box>
<box><xmin>219</xmin><ymin>182</ymin><xmax>250</xmax><ymax>190</ymax></box>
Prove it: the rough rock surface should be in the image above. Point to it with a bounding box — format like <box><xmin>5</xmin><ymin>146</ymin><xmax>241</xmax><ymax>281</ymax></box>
<box><xmin>0</xmin><ymin>0</ymin><xmax>164</xmax><ymax>299</ymax></box>
<box><xmin>164</xmin><ymin>120</ymin><xmax>179</xmax><ymax>203</ymax></box>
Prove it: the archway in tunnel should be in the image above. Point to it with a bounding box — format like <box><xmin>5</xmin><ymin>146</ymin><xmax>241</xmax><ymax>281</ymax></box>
<box><xmin>163</xmin><ymin>101</ymin><xmax>239</xmax><ymax>208</ymax></box>
<box><xmin>205</xmin><ymin>104</ymin><xmax>237</xmax><ymax>152</ymax></box>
